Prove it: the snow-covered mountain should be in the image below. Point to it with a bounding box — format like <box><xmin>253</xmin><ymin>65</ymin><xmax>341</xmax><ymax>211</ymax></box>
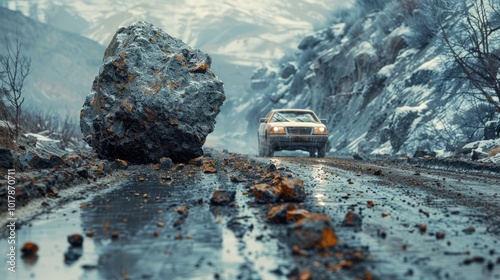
<box><xmin>4</xmin><ymin>0</ymin><xmax>345</xmax><ymax>66</ymax></box>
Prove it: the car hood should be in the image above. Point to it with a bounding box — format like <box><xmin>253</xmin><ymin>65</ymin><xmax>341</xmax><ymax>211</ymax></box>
<box><xmin>268</xmin><ymin>122</ymin><xmax>325</xmax><ymax>127</ymax></box>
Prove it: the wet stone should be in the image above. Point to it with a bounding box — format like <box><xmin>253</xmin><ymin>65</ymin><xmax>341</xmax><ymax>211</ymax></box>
<box><xmin>342</xmin><ymin>211</ymin><xmax>362</xmax><ymax>228</ymax></box>
<box><xmin>253</xmin><ymin>183</ymin><xmax>280</xmax><ymax>204</ymax></box>
<box><xmin>279</xmin><ymin>178</ymin><xmax>305</xmax><ymax>202</ymax></box>
<box><xmin>67</xmin><ymin>234</ymin><xmax>84</xmax><ymax>247</ymax></box>
<box><xmin>112</xmin><ymin>159</ymin><xmax>128</xmax><ymax>170</ymax></box>
<box><xmin>267</xmin><ymin>204</ymin><xmax>298</xmax><ymax>223</ymax></box>
<box><xmin>203</xmin><ymin>160</ymin><xmax>217</xmax><ymax>173</ymax></box>
<box><xmin>210</xmin><ymin>190</ymin><xmax>236</xmax><ymax>206</ymax></box>
<box><xmin>288</xmin><ymin>214</ymin><xmax>337</xmax><ymax>249</ymax></box>
<box><xmin>159</xmin><ymin>157</ymin><xmax>173</xmax><ymax>169</ymax></box>
<box><xmin>286</xmin><ymin>209</ymin><xmax>310</xmax><ymax>223</ymax></box>
<box><xmin>21</xmin><ymin>242</ymin><xmax>39</xmax><ymax>256</ymax></box>
<box><xmin>75</xmin><ymin>167</ymin><xmax>88</xmax><ymax>179</ymax></box>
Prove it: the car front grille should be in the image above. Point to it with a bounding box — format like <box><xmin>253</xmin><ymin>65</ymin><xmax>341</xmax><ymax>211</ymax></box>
<box><xmin>286</xmin><ymin>127</ymin><xmax>313</xmax><ymax>135</ymax></box>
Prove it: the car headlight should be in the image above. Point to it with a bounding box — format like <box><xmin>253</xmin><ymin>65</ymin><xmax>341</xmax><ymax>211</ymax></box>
<box><xmin>313</xmin><ymin>126</ymin><xmax>328</xmax><ymax>135</ymax></box>
<box><xmin>269</xmin><ymin>126</ymin><xmax>285</xmax><ymax>134</ymax></box>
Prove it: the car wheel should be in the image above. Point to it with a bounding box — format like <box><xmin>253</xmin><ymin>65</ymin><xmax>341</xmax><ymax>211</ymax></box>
<box><xmin>258</xmin><ymin>135</ymin><xmax>265</xmax><ymax>157</ymax></box>
<box><xmin>317</xmin><ymin>145</ymin><xmax>326</xmax><ymax>158</ymax></box>
<box><xmin>265</xmin><ymin>144</ymin><xmax>274</xmax><ymax>157</ymax></box>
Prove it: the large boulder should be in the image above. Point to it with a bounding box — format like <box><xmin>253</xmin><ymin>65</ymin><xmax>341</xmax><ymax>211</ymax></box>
<box><xmin>80</xmin><ymin>21</ymin><xmax>225</xmax><ymax>163</ymax></box>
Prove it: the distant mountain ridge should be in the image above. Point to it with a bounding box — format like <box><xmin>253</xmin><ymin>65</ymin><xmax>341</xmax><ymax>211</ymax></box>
<box><xmin>0</xmin><ymin>7</ymin><xmax>103</xmax><ymax>118</ymax></box>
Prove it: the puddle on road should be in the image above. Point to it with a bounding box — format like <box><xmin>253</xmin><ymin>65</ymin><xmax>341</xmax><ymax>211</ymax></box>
<box><xmin>1</xmin><ymin>192</ymin><xmax>105</xmax><ymax>280</ymax></box>
<box><xmin>1</xmin><ymin>171</ymin><xmax>288</xmax><ymax>280</ymax></box>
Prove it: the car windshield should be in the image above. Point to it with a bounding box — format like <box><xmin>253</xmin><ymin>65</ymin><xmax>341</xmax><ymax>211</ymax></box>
<box><xmin>271</xmin><ymin>112</ymin><xmax>317</xmax><ymax>123</ymax></box>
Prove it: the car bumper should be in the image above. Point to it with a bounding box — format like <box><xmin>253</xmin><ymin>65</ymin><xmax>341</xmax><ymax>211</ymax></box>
<box><xmin>267</xmin><ymin>135</ymin><xmax>328</xmax><ymax>150</ymax></box>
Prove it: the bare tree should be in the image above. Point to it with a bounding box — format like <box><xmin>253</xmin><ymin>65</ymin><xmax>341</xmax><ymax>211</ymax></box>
<box><xmin>0</xmin><ymin>34</ymin><xmax>32</xmax><ymax>143</ymax></box>
<box><xmin>440</xmin><ymin>0</ymin><xmax>500</xmax><ymax>112</ymax></box>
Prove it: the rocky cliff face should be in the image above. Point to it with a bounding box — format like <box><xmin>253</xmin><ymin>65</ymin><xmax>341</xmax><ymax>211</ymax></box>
<box><xmin>243</xmin><ymin>3</ymin><xmax>499</xmax><ymax>157</ymax></box>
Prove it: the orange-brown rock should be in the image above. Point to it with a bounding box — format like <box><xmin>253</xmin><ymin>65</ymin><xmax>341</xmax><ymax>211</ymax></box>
<box><xmin>253</xmin><ymin>183</ymin><xmax>281</xmax><ymax>203</ymax></box>
<box><xmin>67</xmin><ymin>234</ymin><xmax>84</xmax><ymax>247</ymax></box>
<box><xmin>342</xmin><ymin>211</ymin><xmax>362</xmax><ymax>228</ymax></box>
<box><xmin>203</xmin><ymin>160</ymin><xmax>217</xmax><ymax>173</ymax></box>
<box><xmin>267</xmin><ymin>204</ymin><xmax>298</xmax><ymax>223</ymax></box>
<box><xmin>279</xmin><ymin>177</ymin><xmax>305</xmax><ymax>202</ymax></box>
<box><xmin>210</xmin><ymin>190</ymin><xmax>236</xmax><ymax>206</ymax></box>
<box><xmin>21</xmin><ymin>242</ymin><xmax>39</xmax><ymax>256</ymax></box>
<box><xmin>289</xmin><ymin>214</ymin><xmax>337</xmax><ymax>249</ymax></box>
<box><xmin>286</xmin><ymin>209</ymin><xmax>310</xmax><ymax>223</ymax></box>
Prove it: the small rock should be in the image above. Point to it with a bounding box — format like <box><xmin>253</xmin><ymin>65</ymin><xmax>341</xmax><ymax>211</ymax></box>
<box><xmin>203</xmin><ymin>160</ymin><xmax>217</xmax><ymax>173</ymax></box>
<box><xmin>267</xmin><ymin>204</ymin><xmax>299</xmax><ymax>223</ymax></box>
<box><xmin>292</xmin><ymin>245</ymin><xmax>308</xmax><ymax>256</ymax></box>
<box><xmin>76</xmin><ymin>167</ymin><xmax>89</xmax><ymax>178</ymax></box>
<box><xmin>279</xmin><ymin>178</ymin><xmax>306</xmax><ymax>202</ymax></box>
<box><xmin>419</xmin><ymin>209</ymin><xmax>430</xmax><ymax>217</ymax></box>
<box><xmin>21</xmin><ymin>242</ymin><xmax>39</xmax><ymax>256</ymax></box>
<box><xmin>367</xmin><ymin>200</ymin><xmax>374</xmax><ymax>208</ymax></box>
<box><xmin>67</xmin><ymin>234</ymin><xmax>84</xmax><ymax>247</ymax></box>
<box><xmin>413</xmin><ymin>149</ymin><xmax>436</xmax><ymax>158</ymax></box>
<box><xmin>85</xmin><ymin>231</ymin><xmax>95</xmax><ymax>237</ymax></box>
<box><xmin>253</xmin><ymin>183</ymin><xmax>280</xmax><ymax>204</ymax></box>
<box><xmin>210</xmin><ymin>190</ymin><xmax>236</xmax><ymax>206</ymax></box>
<box><xmin>342</xmin><ymin>211</ymin><xmax>362</xmax><ymax>228</ymax></box>
<box><xmin>112</xmin><ymin>159</ymin><xmax>128</xmax><ymax>170</ymax></box>
<box><xmin>174</xmin><ymin>205</ymin><xmax>189</xmax><ymax>217</ymax></box>
<box><xmin>436</xmin><ymin>232</ymin><xmax>446</xmax><ymax>239</ymax></box>
<box><xmin>286</xmin><ymin>209</ymin><xmax>311</xmax><ymax>223</ymax></box>
<box><xmin>268</xmin><ymin>163</ymin><xmax>277</xmax><ymax>172</ymax></box>
<box><xmin>230</xmin><ymin>175</ymin><xmax>246</xmax><ymax>183</ymax></box>
<box><xmin>352</xmin><ymin>153</ymin><xmax>364</xmax><ymax>160</ymax></box>
<box><xmin>373</xmin><ymin>169</ymin><xmax>383</xmax><ymax>176</ymax></box>
<box><xmin>419</xmin><ymin>224</ymin><xmax>427</xmax><ymax>233</ymax></box>
<box><xmin>288</xmin><ymin>214</ymin><xmax>337</xmax><ymax>249</ymax></box>
<box><xmin>159</xmin><ymin>157</ymin><xmax>173</xmax><ymax>169</ymax></box>
<box><xmin>462</xmin><ymin>227</ymin><xmax>475</xmax><ymax>234</ymax></box>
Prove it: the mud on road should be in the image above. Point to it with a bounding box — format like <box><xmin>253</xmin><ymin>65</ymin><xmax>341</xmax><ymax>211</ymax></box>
<box><xmin>1</xmin><ymin>152</ymin><xmax>500</xmax><ymax>280</ymax></box>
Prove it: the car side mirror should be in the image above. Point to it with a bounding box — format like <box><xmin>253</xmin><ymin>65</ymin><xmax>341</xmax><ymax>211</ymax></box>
<box><xmin>259</xmin><ymin>118</ymin><xmax>267</xmax><ymax>123</ymax></box>
<box><xmin>320</xmin><ymin>119</ymin><xmax>327</xmax><ymax>124</ymax></box>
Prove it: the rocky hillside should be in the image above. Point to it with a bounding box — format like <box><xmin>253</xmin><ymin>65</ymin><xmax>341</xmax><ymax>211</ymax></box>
<box><xmin>0</xmin><ymin>7</ymin><xmax>103</xmax><ymax>117</ymax></box>
<box><xmin>242</xmin><ymin>0</ymin><xmax>500</xmax><ymax>157</ymax></box>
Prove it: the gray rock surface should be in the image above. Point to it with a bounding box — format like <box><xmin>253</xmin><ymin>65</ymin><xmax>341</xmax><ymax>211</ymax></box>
<box><xmin>80</xmin><ymin>21</ymin><xmax>225</xmax><ymax>163</ymax></box>
<box><xmin>0</xmin><ymin>148</ymin><xmax>13</xmax><ymax>169</ymax></box>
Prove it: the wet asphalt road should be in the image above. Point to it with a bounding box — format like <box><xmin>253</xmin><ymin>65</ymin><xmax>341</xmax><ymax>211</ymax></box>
<box><xmin>2</xmin><ymin>152</ymin><xmax>500</xmax><ymax>280</ymax></box>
